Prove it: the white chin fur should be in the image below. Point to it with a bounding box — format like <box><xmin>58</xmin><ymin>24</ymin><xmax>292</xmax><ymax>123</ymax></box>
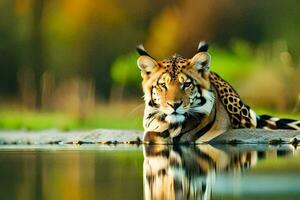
<box><xmin>165</xmin><ymin>114</ymin><xmax>185</xmax><ymax>124</ymax></box>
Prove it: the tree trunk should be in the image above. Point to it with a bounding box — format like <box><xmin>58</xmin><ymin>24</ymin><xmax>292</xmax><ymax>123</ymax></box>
<box><xmin>31</xmin><ymin>0</ymin><xmax>45</xmax><ymax>109</ymax></box>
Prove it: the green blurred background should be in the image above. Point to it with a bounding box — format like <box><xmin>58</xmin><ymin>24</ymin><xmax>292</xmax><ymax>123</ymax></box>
<box><xmin>0</xmin><ymin>0</ymin><xmax>299</xmax><ymax>130</ymax></box>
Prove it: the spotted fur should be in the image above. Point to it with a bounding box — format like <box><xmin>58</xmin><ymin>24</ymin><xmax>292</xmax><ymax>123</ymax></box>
<box><xmin>209</xmin><ymin>72</ymin><xmax>257</xmax><ymax>129</ymax></box>
<box><xmin>137</xmin><ymin>42</ymin><xmax>300</xmax><ymax>144</ymax></box>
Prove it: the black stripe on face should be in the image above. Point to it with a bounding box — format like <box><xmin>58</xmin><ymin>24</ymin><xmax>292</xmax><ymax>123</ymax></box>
<box><xmin>199</xmin><ymin>96</ymin><xmax>206</xmax><ymax>106</ymax></box>
<box><xmin>146</xmin><ymin>112</ymin><xmax>158</xmax><ymax>120</ymax></box>
<box><xmin>186</xmin><ymin>75</ymin><xmax>199</xmax><ymax>89</ymax></box>
<box><xmin>196</xmin><ymin>85</ymin><xmax>202</xmax><ymax>96</ymax></box>
<box><xmin>149</xmin><ymin>86</ymin><xmax>159</xmax><ymax>108</ymax></box>
<box><xmin>148</xmin><ymin>100</ymin><xmax>156</xmax><ymax>107</ymax></box>
<box><xmin>156</xmin><ymin>74</ymin><xmax>167</xmax><ymax>89</ymax></box>
<box><xmin>190</xmin><ymin>87</ymin><xmax>206</xmax><ymax>106</ymax></box>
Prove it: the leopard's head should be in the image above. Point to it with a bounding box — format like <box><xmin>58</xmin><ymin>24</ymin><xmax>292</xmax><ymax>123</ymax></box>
<box><xmin>137</xmin><ymin>42</ymin><xmax>216</xmax><ymax>143</ymax></box>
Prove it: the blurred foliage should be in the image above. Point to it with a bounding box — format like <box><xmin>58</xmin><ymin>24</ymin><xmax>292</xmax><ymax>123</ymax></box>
<box><xmin>0</xmin><ymin>0</ymin><xmax>299</xmax><ymax>129</ymax></box>
<box><xmin>210</xmin><ymin>40</ymin><xmax>254</xmax><ymax>82</ymax></box>
<box><xmin>111</xmin><ymin>53</ymin><xmax>140</xmax><ymax>86</ymax></box>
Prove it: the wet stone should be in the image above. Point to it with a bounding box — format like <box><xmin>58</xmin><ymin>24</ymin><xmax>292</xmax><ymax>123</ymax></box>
<box><xmin>0</xmin><ymin>129</ymin><xmax>298</xmax><ymax>145</ymax></box>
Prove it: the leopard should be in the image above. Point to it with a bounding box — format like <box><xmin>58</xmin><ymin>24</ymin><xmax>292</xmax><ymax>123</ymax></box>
<box><xmin>136</xmin><ymin>41</ymin><xmax>300</xmax><ymax>144</ymax></box>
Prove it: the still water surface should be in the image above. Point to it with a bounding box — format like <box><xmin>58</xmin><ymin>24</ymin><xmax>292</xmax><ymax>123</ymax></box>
<box><xmin>0</xmin><ymin>144</ymin><xmax>299</xmax><ymax>200</ymax></box>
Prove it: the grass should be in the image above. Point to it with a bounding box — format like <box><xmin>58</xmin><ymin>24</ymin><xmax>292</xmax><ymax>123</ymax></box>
<box><xmin>0</xmin><ymin>104</ymin><xmax>298</xmax><ymax>131</ymax></box>
<box><xmin>0</xmin><ymin>111</ymin><xmax>143</xmax><ymax>131</ymax></box>
<box><xmin>0</xmin><ymin>102</ymin><xmax>144</xmax><ymax>131</ymax></box>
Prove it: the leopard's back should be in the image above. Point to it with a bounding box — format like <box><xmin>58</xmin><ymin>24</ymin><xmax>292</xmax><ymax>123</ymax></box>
<box><xmin>209</xmin><ymin>72</ymin><xmax>257</xmax><ymax>129</ymax></box>
<box><xmin>210</xmin><ymin>71</ymin><xmax>300</xmax><ymax>131</ymax></box>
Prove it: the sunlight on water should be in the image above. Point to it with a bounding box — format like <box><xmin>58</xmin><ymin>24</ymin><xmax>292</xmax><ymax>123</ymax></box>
<box><xmin>0</xmin><ymin>144</ymin><xmax>299</xmax><ymax>200</ymax></box>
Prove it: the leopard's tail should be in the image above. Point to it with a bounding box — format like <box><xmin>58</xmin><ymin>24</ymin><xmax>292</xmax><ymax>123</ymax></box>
<box><xmin>256</xmin><ymin>114</ymin><xmax>300</xmax><ymax>131</ymax></box>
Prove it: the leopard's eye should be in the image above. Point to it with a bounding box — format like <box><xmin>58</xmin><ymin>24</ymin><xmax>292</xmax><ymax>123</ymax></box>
<box><xmin>158</xmin><ymin>82</ymin><xmax>167</xmax><ymax>89</ymax></box>
<box><xmin>183</xmin><ymin>81</ymin><xmax>192</xmax><ymax>88</ymax></box>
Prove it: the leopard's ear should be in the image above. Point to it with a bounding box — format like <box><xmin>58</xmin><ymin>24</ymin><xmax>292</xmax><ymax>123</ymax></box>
<box><xmin>190</xmin><ymin>52</ymin><xmax>210</xmax><ymax>72</ymax></box>
<box><xmin>190</xmin><ymin>41</ymin><xmax>210</xmax><ymax>72</ymax></box>
<box><xmin>136</xmin><ymin>44</ymin><xmax>152</xmax><ymax>57</ymax></box>
<box><xmin>197</xmin><ymin>41</ymin><xmax>209</xmax><ymax>53</ymax></box>
<box><xmin>136</xmin><ymin>45</ymin><xmax>158</xmax><ymax>77</ymax></box>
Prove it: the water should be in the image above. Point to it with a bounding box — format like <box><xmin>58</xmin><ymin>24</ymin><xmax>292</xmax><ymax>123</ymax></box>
<box><xmin>0</xmin><ymin>144</ymin><xmax>299</xmax><ymax>200</ymax></box>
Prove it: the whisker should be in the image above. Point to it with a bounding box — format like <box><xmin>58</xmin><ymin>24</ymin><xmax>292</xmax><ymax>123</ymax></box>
<box><xmin>127</xmin><ymin>103</ymin><xmax>145</xmax><ymax>116</ymax></box>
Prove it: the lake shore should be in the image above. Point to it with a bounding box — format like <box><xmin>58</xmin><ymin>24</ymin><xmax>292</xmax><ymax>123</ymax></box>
<box><xmin>0</xmin><ymin>129</ymin><xmax>299</xmax><ymax>145</ymax></box>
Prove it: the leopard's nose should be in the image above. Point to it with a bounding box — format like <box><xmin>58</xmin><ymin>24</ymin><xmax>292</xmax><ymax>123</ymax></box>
<box><xmin>167</xmin><ymin>101</ymin><xmax>183</xmax><ymax>110</ymax></box>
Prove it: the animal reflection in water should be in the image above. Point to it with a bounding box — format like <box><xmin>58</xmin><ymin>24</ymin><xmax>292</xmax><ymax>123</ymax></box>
<box><xmin>143</xmin><ymin>145</ymin><xmax>293</xmax><ymax>200</ymax></box>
